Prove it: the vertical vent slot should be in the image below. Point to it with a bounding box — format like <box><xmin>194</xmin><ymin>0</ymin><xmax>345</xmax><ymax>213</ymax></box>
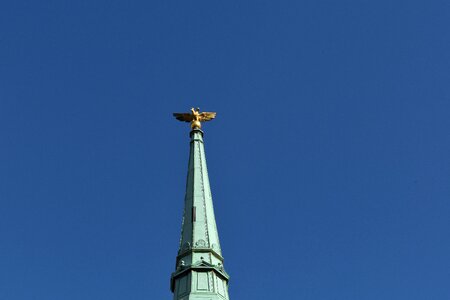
<box><xmin>192</xmin><ymin>206</ymin><xmax>196</xmax><ymax>222</ymax></box>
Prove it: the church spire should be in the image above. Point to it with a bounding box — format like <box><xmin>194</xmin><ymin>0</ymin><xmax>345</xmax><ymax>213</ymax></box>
<box><xmin>171</xmin><ymin>109</ymin><xmax>230</xmax><ymax>300</ymax></box>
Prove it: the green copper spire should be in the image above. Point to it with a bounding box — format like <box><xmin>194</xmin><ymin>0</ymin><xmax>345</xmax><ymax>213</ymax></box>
<box><xmin>171</xmin><ymin>110</ymin><xmax>230</xmax><ymax>300</ymax></box>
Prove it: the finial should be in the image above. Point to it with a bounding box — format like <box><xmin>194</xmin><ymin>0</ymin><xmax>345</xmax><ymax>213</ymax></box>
<box><xmin>173</xmin><ymin>107</ymin><xmax>217</xmax><ymax>130</ymax></box>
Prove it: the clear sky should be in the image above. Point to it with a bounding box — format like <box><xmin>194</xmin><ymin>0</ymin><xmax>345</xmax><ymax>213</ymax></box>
<box><xmin>0</xmin><ymin>1</ymin><xmax>449</xmax><ymax>299</ymax></box>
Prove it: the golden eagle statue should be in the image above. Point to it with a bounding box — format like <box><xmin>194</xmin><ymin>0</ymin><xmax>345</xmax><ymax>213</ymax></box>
<box><xmin>173</xmin><ymin>107</ymin><xmax>216</xmax><ymax>129</ymax></box>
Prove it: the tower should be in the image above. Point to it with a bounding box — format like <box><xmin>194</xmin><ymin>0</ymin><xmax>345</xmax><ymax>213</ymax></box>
<box><xmin>171</xmin><ymin>109</ymin><xmax>230</xmax><ymax>300</ymax></box>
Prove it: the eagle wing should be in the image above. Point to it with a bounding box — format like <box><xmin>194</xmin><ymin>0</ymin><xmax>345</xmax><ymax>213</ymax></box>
<box><xmin>173</xmin><ymin>113</ymin><xmax>194</xmax><ymax>122</ymax></box>
<box><xmin>199</xmin><ymin>112</ymin><xmax>217</xmax><ymax>122</ymax></box>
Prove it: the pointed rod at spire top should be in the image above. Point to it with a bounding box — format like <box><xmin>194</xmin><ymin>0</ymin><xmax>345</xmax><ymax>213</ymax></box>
<box><xmin>173</xmin><ymin>107</ymin><xmax>217</xmax><ymax>130</ymax></box>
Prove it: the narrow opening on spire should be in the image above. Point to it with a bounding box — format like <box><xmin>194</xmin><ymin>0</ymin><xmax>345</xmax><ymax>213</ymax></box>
<box><xmin>192</xmin><ymin>206</ymin><xmax>196</xmax><ymax>222</ymax></box>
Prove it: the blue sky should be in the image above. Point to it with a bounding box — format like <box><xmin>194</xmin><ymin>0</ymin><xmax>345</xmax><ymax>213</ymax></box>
<box><xmin>1</xmin><ymin>1</ymin><xmax>449</xmax><ymax>299</ymax></box>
